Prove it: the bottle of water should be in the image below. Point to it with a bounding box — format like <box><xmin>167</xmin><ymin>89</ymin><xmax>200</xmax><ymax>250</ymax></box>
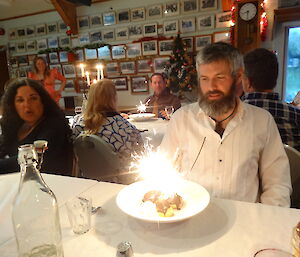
<box><xmin>12</xmin><ymin>144</ymin><xmax>64</xmax><ymax>257</ymax></box>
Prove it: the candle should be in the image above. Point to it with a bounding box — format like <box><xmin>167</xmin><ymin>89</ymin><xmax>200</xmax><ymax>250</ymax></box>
<box><xmin>100</xmin><ymin>64</ymin><xmax>104</xmax><ymax>79</ymax></box>
<box><xmin>96</xmin><ymin>64</ymin><xmax>100</xmax><ymax>81</ymax></box>
<box><xmin>92</xmin><ymin>79</ymin><xmax>97</xmax><ymax>84</ymax></box>
<box><xmin>79</xmin><ymin>63</ymin><xmax>85</xmax><ymax>77</ymax></box>
<box><xmin>85</xmin><ymin>71</ymin><xmax>90</xmax><ymax>85</ymax></box>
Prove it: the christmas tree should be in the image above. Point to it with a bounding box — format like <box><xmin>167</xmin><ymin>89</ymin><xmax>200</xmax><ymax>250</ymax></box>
<box><xmin>165</xmin><ymin>34</ymin><xmax>198</xmax><ymax>100</ymax></box>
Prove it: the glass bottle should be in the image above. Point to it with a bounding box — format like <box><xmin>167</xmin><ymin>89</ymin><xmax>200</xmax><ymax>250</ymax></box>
<box><xmin>12</xmin><ymin>144</ymin><xmax>64</xmax><ymax>257</ymax></box>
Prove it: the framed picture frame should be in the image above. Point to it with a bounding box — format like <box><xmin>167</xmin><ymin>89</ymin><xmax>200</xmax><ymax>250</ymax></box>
<box><xmin>98</xmin><ymin>45</ymin><xmax>111</xmax><ymax>60</ymax></box>
<box><xmin>84</xmin><ymin>48</ymin><xmax>98</xmax><ymax>60</ymax></box>
<box><xmin>126</xmin><ymin>43</ymin><xmax>142</xmax><ymax>58</ymax></box>
<box><xmin>16</xmin><ymin>42</ymin><xmax>26</xmax><ymax>53</ymax></box>
<box><xmin>59</xmin><ymin>36</ymin><xmax>71</xmax><ymax>47</ymax></box>
<box><xmin>36</xmin><ymin>39</ymin><xmax>48</xmax><ymax>50</ymax></box>
<box><xmin>59</xmin><ymin>51</ymin><xmax>68</xmax><ymax>63</ymax></box>
<box><xmin>153</xmin><ymin>57</ymin><xmax>170</xmax><ymax>73</ymax></box>
<box><xmin>49</xmin><ymin>52</ymin><xmax>59</xmax><ymax>64</ymax></box>
<box><xmin>120</xmin><ymin>61</ymin><xmax>136</xmax><ymax>75</ymax></box>
<box><xmin>17</xmin><ymin>55</ymin><xmax>29</xmax><ymax>66</ymax></box>
<box><xmin>115</xmin><ymin>27</ymin><xmax>129</xmax><ymax>40</ymax></box>
<box><xmin>180</xmin><ymin>17</ymin><xmax>196</xmax><ymax>33</ymax></box>
<box><xmin>130</xmin><ymin>76</ymin><xmax>149</xmax><ymax>94</ymax></box>
<box><xmin>200</xmin><ymin>0</ymin><xmax>217</xmax><ymax>11</ymax></box>
<box><xmin>47</xmin><ymin>22</ymin><xmax>58</xmax><ymax>34</ymax></box>
<box><xmin>216</xmin><ymin>12</ymin><xmax>232</xmax><ymax>28</ymax></box>
<box><xmin>163</xmin><ymin>20</ymin><xmax>178</xmax><ymax>35</ymax></box>
<box><xmin>181</xmin><ymin>0</ymin><xmax>198</xmax><ymax>13</ymax></box>
<box><xmin>137</xmin><ymin>59</ymin><xmax>153</xmax><ymax>73</ymax></box>
<box><xmin>182</xmin><ymin>37</ymin><xmax>194</xmax><ymax>52</ymax></box>
<box><xmin>164</xmin><ymin>1</ymin><xmax>180</xmax><ymax>16</ymax></box>
<box><xmin>117</xmin><ymin>9</ymin><xmax>130</xmax><ymax>23</ymax></box>
<box><xmin>143</xmin><ymin>23</ymin><xmax>158</xmax><ymax>37</ymax></box>
<box><xmin>26</xmin><ymin>26</ymin><xmax>35</xmax><ymax>37</ymax></box>
<box><xmin>142</xmin><ymin>40</ymin><xmax>158</xmax><ymax>56</ymax></box>
<box><xmin>64</xmin><ymin>79</ymin><xmax>76</xmax><ymax>92</ymax></box>
<box><xmin>26</xmin><ymin>40</ymin><xmax>36</xmax><ymax>52</ymax></box>
<box><xmin>17</xmin><ymin>28</ymin><xmax>26</xmax><ymax>38</ymax></box>
<box><xmin>9</xmin><ymin>43</ymin><xmax>16</xmax><ymax>54</ymax></box>
<box><xmin>49</xmin><ymin>64</ymin><xmax>62</xmax><ymax>74</ymax></box>
<box><xmin>129</xmin><ymin>25</ymin><xmax>143</xmax><ymax>38</ymax></box>
<box><xmin>159</xmin><ymin>39</ymin><xmax>174</xmax><ymax>55</ymax></box>
<box><xmin>213</xmin><ymin>31</ymin><xmax>231</xmax><ymax>43</ymax></box>
<box><xmin>111</xmin><ymin>77</ymin><xmax>128</xmax><ymax>91</ymax></box>
<box><xmin>112</xmin><ymin>45</ymin><xmax>126</xmax><ymax>59</ymax></box>
<box><xmin>90</xmin><ymin>31</ymin><xmax>102</xmax><ymax>43</ymax></box>
<box><xmin>106</xmin><ymin>62</ymin><xmax>119</xmax><ymax>75</ymax></box>
<box><xmin>58</xmin><ymin>21</ymin><xmax>67</xmax><ymax>32</ymax></box>
<box><xmin>75</xmin><ymin>49</ymin><xmax>85</xmax><ymax>61</ymax></box>
<box><xmin>90</xmin><ymin>14</ymin><xmax>102</xmax><ymax>27</ymax></box>
<box><xmin>36</xmin><ymin>24</ymin><xmax>46</xmax><ymax>36</ymax></box>
<box><xmin>10</xmin><ymin>57</ymin><xmax>18</xmax><ymax>68</ymax></box>
<box><xmin>146</xmin><ymin>4</ymin><xmax>162</xmax><ymax>19</ymax></box>
<box><xmin>131</xmin><ymin>7</ymin><xmax>145</xmax><ymax>22</ymax></box>
<box><xmin>195</xmin><ymin>34</ymin><xmax>212</xmax><ymax>51</ymax></box>
<box><xmin>102</xmin><ymin>29</ymin><xmax>115</xmax><ymax>41</ymax></box>
<box><xmin>197</xmin><ymin>15</ymin><xmax>215</xmax><ymax>31</ymax></box>
<box><xmin>78</xmin><ymin>33</ymin><xmax>90</xmax><ymax>45</ymax></box>
<box><xmin>103</xmin><ymin>11</ymin><xmax>116</xmax><ymax>26</ymax></box>
<box><xmin>8</xmin><ymin>29</ymin><xmax>17</xmax><ymax>40</ymax></box>
<box><xmin>62</xmin><ymin>64</ymin><xmax>76</xmax><ymax>78</ymax></box>
<box><xmin>48</xmin><ymin>37</ymin><xmax>58</xmax><ymax>48</ymax></box>
<box><xmin>19</xmin><ymin>67</ymin><xmax>28</xmax><ymax>78</ymax></box>
<box><xmin>78</xmin><ymin>16</ymin><xmax>90</xmax><ymax>30</ymax></box>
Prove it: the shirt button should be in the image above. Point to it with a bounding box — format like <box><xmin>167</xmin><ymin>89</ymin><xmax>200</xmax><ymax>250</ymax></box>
<box><xmin>219</xmin><ymin>159</ymin><xmax>222</xmax><ymax>162</ymax></box>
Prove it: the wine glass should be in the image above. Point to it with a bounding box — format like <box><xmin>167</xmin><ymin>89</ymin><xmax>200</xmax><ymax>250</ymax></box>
<box><xmin>165</xmin><ymin>106</ymin><xmax>174</xmax><ymax>120</ymax></box>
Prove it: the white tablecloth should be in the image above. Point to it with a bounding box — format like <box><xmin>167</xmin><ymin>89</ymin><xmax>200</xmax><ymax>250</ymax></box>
<box><xmin>1</xmin><ymin>174</ymin><xmax>300</xmax><ymax>257</ymax></box>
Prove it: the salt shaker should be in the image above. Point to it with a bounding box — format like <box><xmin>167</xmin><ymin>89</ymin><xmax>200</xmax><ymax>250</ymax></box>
<box><xmin>117</xmin><ymin>241</ymin><xmax>134</xmax><ymax>257</ymax></box>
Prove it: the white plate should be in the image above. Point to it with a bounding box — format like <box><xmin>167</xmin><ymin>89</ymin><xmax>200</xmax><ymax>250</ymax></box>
<box><xmin>116</xmin><ymin>180</ymin><xmax>210</xmax><ymax>223</ymax></box>
<box><xmin>128</xmin><ymin>113</ymin><xmax>155</xmax><ymax>122</ymax></box>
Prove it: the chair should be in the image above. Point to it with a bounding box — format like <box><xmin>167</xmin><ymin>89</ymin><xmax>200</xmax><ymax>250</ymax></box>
<box><xmin>284</xmin><ymin>144</ymin><xmax>300</xmax><ymax>208</ymax></box>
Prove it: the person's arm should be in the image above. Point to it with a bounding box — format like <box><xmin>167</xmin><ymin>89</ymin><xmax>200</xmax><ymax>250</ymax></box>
<box><xmin>53</xmin><ymin>69</ymin><xmax>66</xmax><ymax>94</ymax></box>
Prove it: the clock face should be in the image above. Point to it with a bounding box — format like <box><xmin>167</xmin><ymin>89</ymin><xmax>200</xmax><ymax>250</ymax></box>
<box><xmin>239</xmin><ymin>3</ymin><xmax>257</xmax><ymax>21</ymax></box>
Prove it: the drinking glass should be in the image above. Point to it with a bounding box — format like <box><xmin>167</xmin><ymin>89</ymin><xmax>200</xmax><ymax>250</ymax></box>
<box><xmin>74</xmin><ymin>106</ymin><xmax>82</xmax><ymax>115</ymax></box>
<box><xmin>165</xmin><ymin>106</ymin><xmax>174</xmax><ymax>119</ymax></box>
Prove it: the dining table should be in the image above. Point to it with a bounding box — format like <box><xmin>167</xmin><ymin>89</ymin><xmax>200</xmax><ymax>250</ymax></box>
<box><xmin>1</xmin><ymin>172</ymin><xmax>299</xmax><ymax>257</ymax></box>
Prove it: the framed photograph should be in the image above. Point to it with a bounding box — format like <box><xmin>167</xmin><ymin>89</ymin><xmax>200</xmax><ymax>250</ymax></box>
<box><xmin>90</xmin><ymin>31</ymin><xmax>102</xmax><ymax>43</ymax></box>
<box><xmin>128</xmin><ymin>25</ymin><xmax>143</xmax><ymax>38</ymax></box>
<box><xmin>78</xmin><ymin>33</ymin><xmax>90</xmax><ymax>45</ymax></box>
<box><xmin>111</xmin><ymin>77</ymin><xmax>128</xmax><ymax>91</ymax></box>
<box><xmin>159</xmin><ymin>39</ymin><xmax>173</xmax><ymax>55</ymax></box>
<box><xmin>142</xmin><ymin>40</ymin><xmax>158</xmax><ymax>56</ymax></box>
<box><xmin>49</xmin><ymin>64</ymin><xmax>62</xmax><ymax>74</ymax></box>
<box><xmin>144</xmin><ymin>23</ymin><xmax>157</xmax><ymax>37</ymax></box>
<box><xmin>17</xmin><ymin>28</ymin><xmax>26</xmax><ymax>38</ymax></box>
<box><xmin>200</xmin><ymin>0</ymin><xmax>217</xmax><ymax>11</ymax></box>
<box><xmin>16</xmin><ymin>42</ymin><xmax>26</xmax><ymax>53</ymax></box>
<box><xmin>78</xmin><ymin>16</ymin><xmax>89</xmax><ymax>30</ymax></box>
<box><xmin>58</xmin><ymin>21</ymin><xmax>67</xmax><ymax>32</ymax></box>
<box><xmin>163</xmin><ymin>20</ymin><xmax>178</xmax><ymax>35</ymax></box>
<box><xmin>62</xmin><ymin>64</ymin><xmax>76</xmax><ymax>78</ymax></box>
<box><xmin>26</xmin><ymin>40</ymin><xmax>36</xmax><ymax>51</ymax></box>
<box><xmin>137</xmin><ymin>59</ymin><xmax>153</xmax><ymax>73</ymax></box>
<box><xmin>103</xmin><ymin>12</ymin><xmax>116</xmax><ymax>26</ymax></box>
<box><xmin>197</xmin><ymin>15</ymin><xmax>215</xmax><ymax>31</ymax></box>
<box><xmin>130</xmin><ymin>76</ymin><xmax>149</xmax><ymax>94</ymax></box>
<box><xmin>59</xmin><ymin>36</ymin><xmax>71</xmax><ymax>47</ymax></box>
<box><xmin>47</xmin><ymin>22</ymin><xmax>58</xmax><ymax>34</ymax></box>
<box><xmin>131</xmin><ymin>7</ymin><xmax>145</xmax><ymax>22</ymax></box>
<box><xmin>106</xmin><ymin>62</ymin><xmax>119</xmax><ymax>75</ymax></box>
<box><xmin>195</xmin><ymin>34</ymin><xmax>212</xmax><ymax>51</ymax></box>
<box><xmin>115</xmin><ymin>27</ymin><xmax>128</xmax><ymax>40</ymax></box>
<box><xmin>146</xmin><ymin>4</ymin><xmax>162</xmax><ymax>19</ymax></box>
<box><xmin>112</xmin><ymin>45</ymin><xmax>126</xmax><ymax>59</ymax></box>
<box><xmin>84</xmin><ymin>48</ymin><xmax>98</xmax><ymax>60</ymax></box>
<box><xmin>28</xmin><ymin>54</ymin><xmax>37</xmax><ymax>65</ymax></box>
<box><xmin>75</xmin><ymin>49</ymin><xmax>85</xmax><ymax>61</ymax></box>
<box><xmin>49</xmin><ymin>52</ymin><xmax>59</xmax><ymax>64</ymax></box>
<box><xmin>26</xmin><ymin>26</ymin><xmax>35</xmax><ymax>37</ymax></box>
<box><xmin>65</xmin><ymin>79</ymin><xmax>76</xmax><ymax>92</ymax></box>
<box><xmin>10</xmin><ymin>57</ymin><xmax>18</xmax><ymax>68</ymax></box>
<box><xmin>102</xmin><ymin>29</ymin><xmax>115</xmax><ymax>41</ymax></box>
<box><xmin>117</xmin><ymin>9</ymin><xmax>130</xmax><ymax>23</ymax></box>
<box><xmin>36</xmin><ymin>39</ymin><xmax>48</xmax><ymax>50</ymax></box>
<box><xmin>98</xmin><ymin>45</ymin><xmax>111</xmax><ymax>60</ymax></box>
<box><xmin>48</xmin><ymin>37</ymin><xmax>58</xmax><ymax>48</ymax></box>
<box><xmin>153</xmin><ymin>57</ymin><xmax>170</xmax><ymax>73</ymax></box>
<box><xmin>120</xmin><ymin>61</ymin><xmax>136</xmax><ymax>75</ymax></box>
<box><xmin>181</xmin><ymin>0</ymin><xmax>198</xmax><ymax>13</ymax></box>
<box><xmin>9</xmin><ymin>43</ymin><xmax>16</xmax><ymax>53</ymax></box>
<box><xmin>216</xmin><ymin>12</ymin><xmax>231</xmax><ymax>28</ymax></box>
<box><xmin>180</xmin><ymin>17</ymin><xmax>196</xmax><ymax>33</ymax></box>
<box><xmin>59</xmin><ymin>51</ymin><xmax>68</xmax><ymax>63</ymax></box>
<box><xmin>19</xmin><ymin>67</ymin><xmax>28</xmax><ymax>78</ymax></box>
<box><xmin>36</xmin><ymin>24</ymin><xmax>46</xmax><ymax>36</ymax></box>
<box><xmin>164</xmin><ymin>1</ymin><xmax>180</xmax><ymax>16</ymax></box>
<box><xmin>8</xmin><ymin>29</ymin><xmax>17</xmax><ymax>40</ymax></box>
<box><xmin>17</xmin><ymin>55</ymin><xmax>29</xmax><ymax>66</ymax></box>
<box><xmin>182</xmin><ymin>37</ymin><xmax>194</xmax><ymax>52</ymax></box>
<box><xmin>126</xmin><ymin>43</ymin><xmax>142</xmax><ymax>58</ymax></box>
<box><xmin>213</xmin><ymin>31</ymin><xmax>231</xmax><ymax>43</ymax></box>
<box><xmin>90</xmin><ymin>14</ymin><xmax>102</xmax><ymax>27</ymax></box>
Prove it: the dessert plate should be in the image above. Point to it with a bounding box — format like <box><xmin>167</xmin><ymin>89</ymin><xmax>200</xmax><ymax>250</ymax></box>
<box><xmin>128</xmin><ymin>113</ymin><xmax>155</xmax><ymax>122</ymax></box>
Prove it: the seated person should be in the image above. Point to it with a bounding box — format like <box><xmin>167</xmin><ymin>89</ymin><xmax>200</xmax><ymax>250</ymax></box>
<box><xmin>0</xmin><ymin>78</ymin><xmax>73</xmax><ymax>175</ymax></box>
<box><xmin>242</xmin><ymin>48</ymin><xmax>300</xmax><ymax>151</ymax></box>
<box><xmin>145</xmin><ymin>73</ymin><xmax>181</xmax><ymax>118</ymax></box>
<box><xmin>72</xmin><ymin>79</ymin><xmax>143</xmax><ymax>163</ymax></box>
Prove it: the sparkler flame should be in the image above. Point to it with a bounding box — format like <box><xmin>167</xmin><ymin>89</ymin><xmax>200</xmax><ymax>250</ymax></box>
<box><xmin>136</xmin><ymin>100</ymin><xmax>150</xmax><ymax>113</ymax></box>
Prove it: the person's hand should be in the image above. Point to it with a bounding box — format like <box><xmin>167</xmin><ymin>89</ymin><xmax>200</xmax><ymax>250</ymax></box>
<box><xmin>159</xmin><ymin>110</ymin><xmax>169</xmax><ymax>120</ymax></box>
<box><xmin>120</xmin><ymin>113</ymin><xmax>129</xmax><ymax>119</ymax></box>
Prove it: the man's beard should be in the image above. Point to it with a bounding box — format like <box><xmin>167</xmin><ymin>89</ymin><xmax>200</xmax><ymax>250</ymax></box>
<box><xmin>198</xmin><ymin>83</ymin><xmax>236</xmax><ymax>117</ymax></box>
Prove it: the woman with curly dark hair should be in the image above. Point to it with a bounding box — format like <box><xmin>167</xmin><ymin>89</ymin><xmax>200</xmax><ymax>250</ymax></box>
<box><xmin>0</xmin><ymin>78</ymin><xmax>72</xmax><ymax>175</ymax></box>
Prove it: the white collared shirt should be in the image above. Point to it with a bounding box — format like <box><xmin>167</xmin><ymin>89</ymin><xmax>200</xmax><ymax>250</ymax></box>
<box><xmin>160</xmin><ymin>100</ymin><xmax>292</xmax><ymax>207</ymax></box>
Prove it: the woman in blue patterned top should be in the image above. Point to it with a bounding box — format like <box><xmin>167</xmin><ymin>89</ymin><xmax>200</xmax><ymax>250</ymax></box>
<box><xmin>72</xmin><ymin>79</ymin><xmax>143</xmax><ymax>162</ymax></box>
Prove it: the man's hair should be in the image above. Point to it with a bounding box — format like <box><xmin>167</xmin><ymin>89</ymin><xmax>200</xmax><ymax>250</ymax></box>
<box><xmin>196</xmin><ymin>42</ymin><xmax>244</xmax><ymax>78</ymax></box>
<box><xmin>150</xmin><ymin>73</ymin><xmax>167</xmax><ymax>82</ymax></box>
<box><xmin>244</xmin><ymin>48</ymin><xmax>278</xmax><ymax>91</ymax></box>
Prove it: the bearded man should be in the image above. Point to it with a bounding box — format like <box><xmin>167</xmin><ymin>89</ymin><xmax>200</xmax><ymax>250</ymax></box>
<box><xmin>159</xmin><ymin>42</ymin><xmax>291</xmax><ymax>207</ymax></box>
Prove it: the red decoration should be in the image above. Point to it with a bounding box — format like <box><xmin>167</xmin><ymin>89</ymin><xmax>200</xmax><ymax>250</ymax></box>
<box><xmin>66</xmin><ymin>25</ymin><xmax>72</xmax><ymax>36</ymax></box>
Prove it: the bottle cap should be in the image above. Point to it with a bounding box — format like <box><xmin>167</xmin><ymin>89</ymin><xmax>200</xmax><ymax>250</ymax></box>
<box><xmin>116</xmin><ymin>241</ymin><xmax>134</xmax><ymax>257</ymax></box>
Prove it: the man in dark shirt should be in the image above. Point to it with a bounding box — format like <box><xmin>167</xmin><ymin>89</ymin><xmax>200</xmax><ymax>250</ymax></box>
<box><xmin>145</xmin><ymin>73</ymin><xmax>181</xmax><ymax>118</ymax></box>
<box><xmin>242</xmin><ymin>48</ymin><xmax>300</xmax><ymax>151</ymax></box>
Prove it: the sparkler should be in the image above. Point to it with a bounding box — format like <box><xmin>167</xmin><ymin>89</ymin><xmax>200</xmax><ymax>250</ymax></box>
<box><xmin>136</xmin><ymin>99</ymin><xmax>150</xmax><ymax>113</ymax></box>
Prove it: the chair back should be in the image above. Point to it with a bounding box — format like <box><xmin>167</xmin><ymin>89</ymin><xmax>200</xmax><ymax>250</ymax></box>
<box><xmin>284</xmin><ymin>144</ymin><xmax>300</xmax><ymax>208</ymax></box>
